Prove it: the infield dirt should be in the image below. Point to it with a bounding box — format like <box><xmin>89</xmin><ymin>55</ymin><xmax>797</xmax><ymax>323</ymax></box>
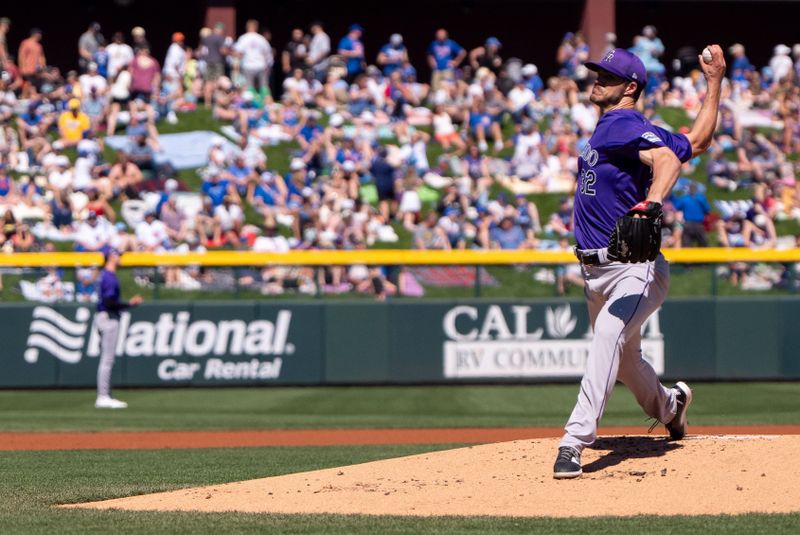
<box><xmin>68</xmin><ymin>434</ymin><xmax>800</xmax><ymax>517</ymax></box>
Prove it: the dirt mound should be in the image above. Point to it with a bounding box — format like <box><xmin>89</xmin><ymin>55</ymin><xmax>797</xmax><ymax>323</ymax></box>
<box><xmin>67</xmin><ymin>435</ymin><xmax>800</xmax><ymax>518</ymax></box>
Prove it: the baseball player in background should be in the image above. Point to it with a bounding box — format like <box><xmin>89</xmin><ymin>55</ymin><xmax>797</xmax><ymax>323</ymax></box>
<box><xmin>94</xmin><ymin>249</ymin><xmax>142</xmax><ymax>409</ymax></box>
<box><xmin>553</xmin><ymin>45</ymin><xmax>725</xmax><ymax>478</ymax></box>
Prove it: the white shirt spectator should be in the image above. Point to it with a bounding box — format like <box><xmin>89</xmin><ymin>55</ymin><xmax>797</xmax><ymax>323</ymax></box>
<box><xmin>72</xmin><ymin>156</ymin><xmax>95</xmax><ymax>190</ymax></box>
<box><xmin>48</xmin><ymin>168</ymin><xmax>74</xmax><ymax>190</ymax></box>
<box><xmin>79</xmin><ymin>73</ymin><xmax>108</xmax><ymax>96</ymax></box>
<box><xmin>432</xmin><ymin>111</ymin><xmax>456</xmax><ymax>137</ymax></box>
<box><xmin>770</xmin><ymin>47</ymin><xmax>793</xmax><ymax>83</ymax></box>
<box><xmin>109</xmin><ymin>69</ymin><xmax>132</xmax><ymax>100</ymax></box>
<box><xmin>570</xmin><ymin>101</ymin><xmax>598</xmax><ymax>132</ymax></box>
<box><xmin>136</xmin><ymin>218</ymin><xmax>171</xmax><ymax>250</ymax></box>
<box><xmin>235</xmin><ymin>32</ymin><xmax>272</xmax><ymax>71</ymax></box>
<box><xmin>283</xmin><ymin>76</ymin><xmax>310</xmax><ymax>98</ymax></box>
<box><xmin>252</xmin><ymin>233</ymin><xmax>290</xmax><ymax>252</ymax></box>
<box><xmin>308</xmin><ymin>31</ymin><xmax>331</xmax><ymax>65</ymax></box>
<box><xmin>163</xmin><ymin>42</ymin><xmax>186</xmax><ymax>79</ymax></box>
<box><xmin>214</xmin><ymin>203</ymin><xmax>244</xmax><ymax>231</ymax></box>
<box><xmin>508</xmin><ymin>85</ymin><xmax>534</xmax><ymax>113</ymax></box>
<box><xmin>513</xmin><ymin>131</ymin><xmax>542</xmax><ymax>161</ymax></box>
<box><xmin>106</xmin><ymin>42</ymin><xmax>134</xmax><ymax>79</ymax></box>
<box><xmin>243</xmin><ymin>141</ymin><xmax>267</xmax><ymax>169</ymax></box>
<box><xmin>75</xmin><ymin>217</ymin><xmax>113</xmax><ymax>250</ymax></box>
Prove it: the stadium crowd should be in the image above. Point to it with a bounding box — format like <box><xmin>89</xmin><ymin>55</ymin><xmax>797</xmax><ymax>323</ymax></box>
<box><xmin>1</xmin><ymin>17</ymin><xmax>799</xmax><ymax>298</ymax></box>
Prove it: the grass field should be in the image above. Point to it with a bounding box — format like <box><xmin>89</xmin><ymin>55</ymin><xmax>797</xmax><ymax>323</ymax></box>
<box><xmin>1</xmin><ymin>383</ymin><xmax>799</xmax><ymax>533</ymax></box>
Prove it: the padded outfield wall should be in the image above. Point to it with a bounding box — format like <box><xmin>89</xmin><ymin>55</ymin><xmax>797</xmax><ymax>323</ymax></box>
<box><xmin>2</xmin><ymin>298</ymin><xmax>799</xmax><ymax>388</ymax></box>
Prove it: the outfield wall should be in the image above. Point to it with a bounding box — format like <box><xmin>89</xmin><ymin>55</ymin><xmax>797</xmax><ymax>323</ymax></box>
<box><xmin>2</xmin><ymin>298</ymin><xmax>798</xmax><ymax>388</ymax></box>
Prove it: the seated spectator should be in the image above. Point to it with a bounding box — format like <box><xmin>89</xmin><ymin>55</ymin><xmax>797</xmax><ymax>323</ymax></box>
<box><xmin>414</xmin><ymin>212</ymin><xmax>450</xmax><ymax>250</ymax></box>
<box><xmin>74</xmin><ymin>212</ymin><xmax>112</xmax><ymax>253</ymax></box>
<box><xmin>55</xmin><ymin>98</ymin><xmax>90</xmax><ymax>149</ymax></box>
<box><xmin>214</xmin><ymin>195</ymin><xmax>245</xmax><ymax>248</ymax></box>
<box><xmin>135</xmin><ymin>210</ymin><xmax>171</xmax><ymax>252</ymax></box>
<box><xmin>488</xmin><ymin>215</ymin><xmax>535</xmax><ymax>249</ymax></box>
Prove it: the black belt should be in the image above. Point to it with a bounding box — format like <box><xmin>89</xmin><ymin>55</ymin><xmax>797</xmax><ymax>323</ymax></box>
<box><xmin>574</xmin><ymin>247</ymin><xmax>610</xmax><ymax>266</ymax></box>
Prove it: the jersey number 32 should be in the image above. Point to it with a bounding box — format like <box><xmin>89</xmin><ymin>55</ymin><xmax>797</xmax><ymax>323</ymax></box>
<box><xmin>579</xmin><ymin>169</ymin><xmax>596</xmax><ymax>196</ymax></box>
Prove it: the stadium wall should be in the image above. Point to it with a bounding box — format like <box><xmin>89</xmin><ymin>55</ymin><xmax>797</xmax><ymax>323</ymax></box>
<box><xmin>3</xmin><ymin>298</ymin><xmax>798</xmax><ymax>388</ymax></box>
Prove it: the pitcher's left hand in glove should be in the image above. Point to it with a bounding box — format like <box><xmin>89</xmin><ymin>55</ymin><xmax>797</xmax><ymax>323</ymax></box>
<box><xmin>607</xmin><ymin>201</ymin><xmax>662</xmax><ymax>263</ymax></box>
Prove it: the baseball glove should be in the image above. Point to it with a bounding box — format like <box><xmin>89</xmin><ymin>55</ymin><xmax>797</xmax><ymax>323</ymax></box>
<box><xmin>607</xmin><ymin>201</ymin><xmax>663</xmax><ymax>263</ymax></box>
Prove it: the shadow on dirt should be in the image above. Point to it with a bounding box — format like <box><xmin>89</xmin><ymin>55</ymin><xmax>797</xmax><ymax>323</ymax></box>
<box><xmin>582</xmin><ymin>435</ymin><xmax>682</xmax><ymax>473</ymax></box>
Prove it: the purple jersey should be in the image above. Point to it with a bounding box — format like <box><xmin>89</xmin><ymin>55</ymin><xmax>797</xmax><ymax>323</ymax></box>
<box><xmin>574</xmin><ymin>109</ymin><xmax>692</xmax><ymax>249</ymax></box>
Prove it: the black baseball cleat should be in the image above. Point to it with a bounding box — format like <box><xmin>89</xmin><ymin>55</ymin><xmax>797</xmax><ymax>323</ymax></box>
<box><xmin>553</xmin><ymin>446</ymin><xmax>582</xmax><ymax>479</ymax></box>
<box><xmin>665</xmin><ymin>381</ymin><xmax>693</xmax><ymax>440</ymax></box>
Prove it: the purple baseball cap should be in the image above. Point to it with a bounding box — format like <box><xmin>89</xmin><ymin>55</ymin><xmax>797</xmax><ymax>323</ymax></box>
<box><xmin>585</xmin><ymin>48</ymin><xmax>647</xmax><ymax>85</ymax></box>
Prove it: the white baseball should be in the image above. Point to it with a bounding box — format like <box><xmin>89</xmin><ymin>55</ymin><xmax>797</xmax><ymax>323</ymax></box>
<box><xmin>702</xmin><ymin>47</ymin><xmax>713</xmax><ymax>64</ymax></box>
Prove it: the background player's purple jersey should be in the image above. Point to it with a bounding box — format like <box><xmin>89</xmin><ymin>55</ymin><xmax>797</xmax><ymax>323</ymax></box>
<box><xmin>574</xmin><ymin>109</ymin><xmax>693</xmax><ymax>250</ymax></box>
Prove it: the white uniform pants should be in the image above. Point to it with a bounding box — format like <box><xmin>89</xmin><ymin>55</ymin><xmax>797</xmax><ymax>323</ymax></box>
<box><xmin>560</xmin><ymin>255</ymin><xmax>678</xmax><ymax>452</ymax></box>
<box><xmin>94</xmin><ymin>311</ymin><xmax>120</xmax><ymax>398</ymax></box>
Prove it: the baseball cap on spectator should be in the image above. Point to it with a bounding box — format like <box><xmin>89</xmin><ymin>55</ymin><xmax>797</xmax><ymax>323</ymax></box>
<box><xmin>342</xmin><ymin>160</ymin><xmax>356</xmax><ymax>173</ymax></box>
<box><xmin>0</xmin><ymin>17</ymin><xmax>10</xmax><ymax>25</ymax></box>
<box><xmin>131</xmin><ymin>26</ymin><xmax>145</xmax><ymax>37</ymax></box>
<box><xmin>289</xmin><ymin>158</ymin><xmax>306</xmax><ymax>171</ymax></box>
<box><xmin>87</xmin><ymin>211</ymin><xmax>98</xmax><ymax>220</ymax></box>
<box><xmin>217</xmin><ymin>76</ymin><xmax>232</xmax><ymax>90</ymax></box>
<box><xmin>390</xmin><ymin>33</ymin><xmax>403</xmax><ymax>46</ymax></box>
<box><xmin>115</xmin><ymin>222</ymin><xmax>127</xmax><ymax>232</ymax></box>
<box><xmin>68</xmin><ymin>98</ymin><xmax>81</xmax><ymax>110</ymax></box>
<box><xmin>210</xmin><ymin>135</ymin><xmax>224</xmax><ymax>146</ymax></box>
<box><xmin>522</xmin><ymin>64</ymin><xmax>538</xmax><ymax>76</ymax></box>
<box><xmin>242</xmin><ymin>91</ymin><xmax>254</xmax><ymax>102</ymax></box>
<box><xmin>348</xmin><ymin>23</ymin><xmax>364</xmax><ymax>33</ymax></box>
<box><xmin>360</xmin><ymin>110</ymin><xmax>375</xmax><ymax>123</ymax></box>
<box><xmin>172</xmin><ymin>32</ymin><xmax>185</xmax><ymax>42</ymax></box>
<box><xmin>55</xmin><ymin>155</ymin><xmax>70</xmax><ymax>167</ymax></box>
<box><xmin>165</xmin><ymin>178</ymin><xmax>179</xmax><ymax>192</ymax></box>
<box><xmin>444</xmin><ymin>207</ymin><xmax>460</xmax><ymax>217</ymax></box>
<box><xmin>585</xmin><ymin>48</ymin><xmax>646</xmax><ymax>85</ymax></box>
<box><xmin>486</xmin><ymin>36</ymin><xmax>501</xmax><ymax>47</ymax></box>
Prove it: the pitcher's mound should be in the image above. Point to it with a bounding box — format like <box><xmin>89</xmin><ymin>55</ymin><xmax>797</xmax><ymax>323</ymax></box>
<box><xmin>68</xmin><ymin>435</ymin><xmax>800</xmax><ymax>517</ymax></box>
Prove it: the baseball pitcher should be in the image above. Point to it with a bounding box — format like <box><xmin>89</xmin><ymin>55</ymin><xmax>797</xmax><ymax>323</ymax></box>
<box><xmin>554</xmin><ymin>46</ymin><xmax>725</xmax><ymax>478</ymax></box>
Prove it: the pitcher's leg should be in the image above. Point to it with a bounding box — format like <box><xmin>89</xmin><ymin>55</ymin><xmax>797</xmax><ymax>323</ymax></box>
<box><xmin>618</xmin><ymin>330</ymin><xmax>676</xmax><ymax>424</ymax></box>
<box><xmin>560</xmin><ymin>262</ymin><xmax>663</xmax><ymax>452</ymax></box>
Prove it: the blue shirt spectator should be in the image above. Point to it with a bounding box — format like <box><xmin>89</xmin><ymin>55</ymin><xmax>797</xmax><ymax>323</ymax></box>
<box><xmin>490</xmin><ymin>218</ymin><xmax>527</xmax><ymax>249</ymax></box>
<box><xmin>202</xmin><ymin>175</ymin><xmax>230</xmax><ymax>207</ymax></box>
<box><xmin>673</xmin><ymin>187</ymin><xmax>711</xmax><ymax>223</ymax></box>
<box><xmin>427</xmin><ymin>30</ymin><xmax>464</xmax><ymax>71</ymax></box>
<box><xmin>378</xmin><ymin>34</ymin><xmax>407</xmax><ymax>76</ymax></box>
<box><xmin>338</xmin><ymin>25</ymin><xmax>365</xmax><ymax>77</ymax></box>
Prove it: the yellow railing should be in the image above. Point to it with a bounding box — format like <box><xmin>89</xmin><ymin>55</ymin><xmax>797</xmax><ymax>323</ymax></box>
<box><xmin>1</xmin><ymin>248</ymin><xmax>800</xmax><ymax>267</ymax></box>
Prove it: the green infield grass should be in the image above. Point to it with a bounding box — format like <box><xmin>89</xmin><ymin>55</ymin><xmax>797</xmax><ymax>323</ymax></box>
<box><xmin>1</xmin><ymin>382</ymin><xmax>799</xmax><ymax>432</ymax></box>
<box><xmin>1</xmin><ymin>445</ymin><xmax>799</xmax><ymax>534</ymax></box>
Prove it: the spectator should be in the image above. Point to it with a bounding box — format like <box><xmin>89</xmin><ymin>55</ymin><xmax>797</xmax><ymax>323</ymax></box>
<box><xmin>488</xmin><ymin>215</ymin><xmax>534</xmax><ymax>249</ymax></box>
<box><xmin>672</xmin><ymin>183</ymin><xmax>711</xmax><ymax>247</ymax></box>
<box><xmin>427</xmin><ymin>28</ymin><xmax>465</xmax><ymax>91</ymax></box>
<box><xmin>129</xmin><ymin>46</ymin><xmax>160</xmax><ymax>110</ymax></box>
<box><xmin>414</xmin><ymin>212</ymin><xmax>450</xmax><ymax>250</ymax></box>
<box><xmin>78</xmin><ymin>22</ymin><xmax>103</xmax><ymax>72</ymax></box>
<box><xmin>106</xmin><ymin>32</ymin><xmax>134</xmax><ymax>80</ymax></box>
<box><xmin>0</xmin><ymin>17</ymin><xmax>9</xmax><ymax>68</ymax></box>
<box><xmin>200</xmin><ymin>22</ymin><xmax>229</xmax><ymax>106</ymax></box>
<box><xmin>235</xmin><ymin>19</ymin><xmax>273</xmax><ymax>97</ymax></box>
<box><xmin>338</xmin><ymin>24</ymin><xmax>366</xmax><ymax>81</ymax></box>
<box><xmin>377</xmin><ymin>34</ymin><xmax>408</xmax><ymax>77</ymax></box>
<box><xmin>79</xmin><ymin>62</ymin><xmax>107</xmax><ymax>96</ymax></box>
<box><xmin>74</xmin><ymin>212</ymin><xmax>112</xmax><ymax>253</ymax></box>
<box><xmin>56</xmin><ymin>98</ymin><xmax>90</xmax><ymax>149</ymax></box>
<box><xmin>282</xmin><ymin>28</ymin><xmax>307</xmax><ymax>76</ymax></box>
<box><xmin>163</xmin><ymin>32</ymin><xmax>186</xmax><ymax>83</ymax></box>
<box><xmin>306</xmin><ymin>21</ymin><xmax>331</xmax><ymax>80</ymax></box>
<box><xmin>469</xmin><ymin>37</ymin><xmax>503</xmax><ymax>74</ymax></box>
<box><xmin>18</xmin><ymin>28</ymin><xmax>45</xmax><ymax>97</ymax></box>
